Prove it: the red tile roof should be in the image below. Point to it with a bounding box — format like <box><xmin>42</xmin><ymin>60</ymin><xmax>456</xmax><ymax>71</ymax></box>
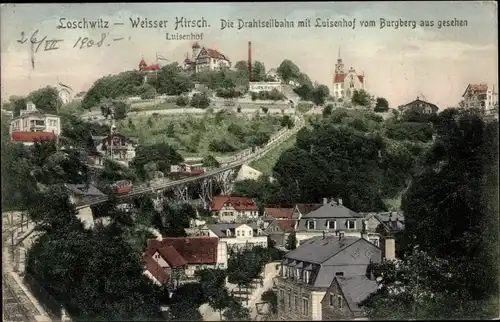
<box><xmin>157</xmin><ymin>246</ymin><xmax>188</xmax><ymax>268</ymax></box>
<box><xmin>265</xmin><ymin>208</ymin><xmax>294</xmax><ymax>219</ymax></box>
<box><xmin>296</xmin><ymin>203</ymin><xmax>322</xmax><ymax>215</ymax></box>
<box><xmin>142</xmin><ymin>64</ymin><xmax>160</xmax><ymax>71</ymax></box>
<box><xmin>471</xmin><ymin>84</ymin><xmax>488</xmax><ymax>94</ymax></box>
<box><xmin>11</xmin><ymin>131</ymin><xmax>57</xmax><ymax>142</ymax></box>
<box><xmin>143</xmin><ymin>254</ymin><xmax>169</xmax><ymax>285</ymax></box>
<box><xmin>211</xmin><ymin>196</ymin><xmax>257</xmax><ymax>212</ymax></box>
<box><xmin>146</xmin><ymin>237</ymin><xmax>218</xmax><ymax>265</ymax></box>
<box><xmin>277</xmin><ymin>220</ymin><xmax>296</xmax><ymax>233</ymax></box>
<box><xmin>334</xmin><ymin>74</ymin><xmax>345</xmax><ymax>83</ymax></box>
<box><xmin>205</xmin><ymin>48</ymin><xmax>229</xmax><ymax>61</ymax></box>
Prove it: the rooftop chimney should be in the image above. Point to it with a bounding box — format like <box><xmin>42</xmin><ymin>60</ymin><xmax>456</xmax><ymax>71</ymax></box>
<box><xmin>323</xmin><ymin>197</ymin><xmax>328</xmax><ymax>205</ymax></box>
<box><xmin>322</xmin><ymin>231</ymin><xmax>326</xmax><ymax>239</ymax></box>
<box><xmin>338</xmin><ymin>198</ymin><xmax>343</xmax><ymax>206</ymax></box>
<box><xmin>248</xmin><ymin>41</ymin><xmax>252</xmax><ymax>81</ymax></box>
<box><xmin>384</xmin><ymin>236</ymin><xmax>396</xmax><ymax>261</ymax></box>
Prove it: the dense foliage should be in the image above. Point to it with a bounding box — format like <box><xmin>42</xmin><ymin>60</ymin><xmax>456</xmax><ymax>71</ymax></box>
<box><xmin>4</xmin><ymin>86</ymin><xmax>63</xmax><ymax>116</ymax></box>
<box><xmin>362</xmin><ymin>110</ymin><xmax>499</xmax><ymax>319</ymax></box>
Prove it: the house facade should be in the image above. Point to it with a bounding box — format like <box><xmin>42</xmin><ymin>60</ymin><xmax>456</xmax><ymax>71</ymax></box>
<box><xmin>143</xmin><ymin>237</ymin><xmax>227</xmax><ymax>289</ymax></box>
<box><xmin>361</xmin><ymin>212</ymin><xmax>405</xmax><ymax>237</ymax></box>
<box><xmin>274</xmin><ymin>236</ymin><xmax>386</xmax><ymax>321</ymax></box>
<box><xmin>461</xmin><ymin>84</ymin><xmax>498</xmax><ymax>115</ymax></box>
<box><xmin>210</xmin><ymin>196</ymin><xmax>258</xmax><ymax>222</ymax></box>
<box><xmin>295</xmin><ymin>198</ymin><xmax>380</xmax><ymax>248</ymax></box>
<box><xmin>197</xmin><ymin>223</ymin><xmax>267</xmax><ymax>255</ymax></box>
<box><xmin>9</xmin><ymin>101</ymin><xmax>61</xmax><ymax>146</ymax></box>
<box><xmin>401</xmin><ymin>97</ymin><xmax>439</xmax><ymax>114</ymax></box>
<box><xmin>90</xmin><ymin>133</ymin><xmax>138</xmax><ymax>167</ymax></box>
<box><xmin>265</xmin><ymin>219</ymin><xmax>296</xmax><ymax>247</ymax></box>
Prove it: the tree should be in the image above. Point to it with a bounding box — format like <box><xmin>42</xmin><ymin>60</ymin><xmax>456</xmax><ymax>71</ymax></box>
<box><xmin>322</xmin><ymin>103</ymin><xmax>334</xmax><ymax>117</ymax></box>
<box><xmin>374</xmin><ymin>97</ymin><xmax>389</xmax><ymax>112</ymax></box>
<box><xmin>352</xmin><ymin>89</ymin><xmax>372</xmax><ymax>107</ymax></box>
<box><xmin>195</xmin><ymin>269</ymin><xmax>232</xmax><ymax>318</ymax></box>
<box><xmin>311</xmin><ymin>84</ymin><xmax>329</xmax><ymax>106</ymax></box>
<box><xmin>280</xmin><ymin>115</ymin><xmax>294</xmax><ymax>129</ymax></box>
<box><xmin>261</xmin><ymin>106</ymin><xmax>269</xmax><ymax>114</ymax></box>
<box><xmin>285</xmin><ymin>231</ymin><xmax>297</xmax><ymax>250</ymax></box>
<box><xmin>202</xmin><ymin>155</ymin><xmax>220</xmax><ymax>168</ymax></box>
<box><xmin>222</xmin><ymin>300</ymin><xmax>251</xmax><ymax>321</ymax></box>
<box><xmin>261</xmin><ymin>290</ymin><xmax>278</xmax><ymax>314</ymax></box>
<box><xmin>209</xmin><ymin>139</ymin><xmax>236</xmax><ymax>153</ymax></box>
<box><xmin>138</xmin><ymin>84</ymin><xmax>156</xmax><ymax>100</ymax></box>
<box><xmin>176</xmin><ymin>96</ymin><xmax>190</xmax><ymax>107</ymax></box>
<box><xmin>190</xmin><ymin>93</ymin><xmax>211</xmax><ymax>109</ymax></box>
<box><xmin>252</xmin><ymin>61</ymin><xmax>266</xmax><ymax>82</ymax></box>
<box><xmin>276</xmin><ymin>60</ymin><xmax>300</xmax><ymax>84</ymax></box>
<box><xmin>27</xmin><ymin>86</ymin><xmax>63</xmax><ymax>114</ymax></box>
<box><xmin>131</xmin><ymin>143</ymin><xmax>183</xmax><ymax>180</ymax></box>
<box><xmin>155</xmin><ymin>63</ymin><xmax>194</xmax><ymax>95</ymax></box>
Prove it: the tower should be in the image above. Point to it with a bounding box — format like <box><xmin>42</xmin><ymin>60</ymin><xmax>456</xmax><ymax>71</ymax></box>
<box><xmin>192</xmin><ymin>42</ymin><xmax>201</xmax><ymax>61</ymax></box>
<box><xmin>334</xmin><ymin>46</ymin><xmax>344</xmax><ymax>74</ymax></box>
<box><xmin>139</xmin><ymin>57</ymin><xmax>147</xmax><ymax>71</ymax></box>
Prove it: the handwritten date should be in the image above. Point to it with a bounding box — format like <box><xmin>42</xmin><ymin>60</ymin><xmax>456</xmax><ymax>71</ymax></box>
<box><xmin>17</xmin><ymin>30</ymin><xmax>115</xmax><ymax>51</ymax></box>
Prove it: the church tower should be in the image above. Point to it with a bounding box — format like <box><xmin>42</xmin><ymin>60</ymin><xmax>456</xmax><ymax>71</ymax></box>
<box><xmin>334</xmin><ymin>46</ymin><xmax>344</xmax><ymax>74</ymax></box>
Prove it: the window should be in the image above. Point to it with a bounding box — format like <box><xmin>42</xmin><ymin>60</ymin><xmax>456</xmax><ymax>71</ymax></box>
<box><xmin>302</xmin><ymin>298</ymin><xmax>309</xmax><ymax>315</ymax></box>
<box><xmin>295</xmin><ymin>268</ymin><xmax>301</xmax><ymax>279</ymax></box>
<box><xmin>237</xmin><ymin>230</ymin><xmax>240</xmax><ymax>236</ymax></box>
<box><xmin>329</xmin><ymin>293</ymin><xmax>335</xmax><ymax>306</ymax></box>
<box><xmin>294</xmin><ymin>294</ymin><xmax>299</xmax><ymax>310</ymax></box>
<box><xmin>279</xmin><ymin>290</ymin><xmax>285</xmax><ymax>305</ymax></box>
<box><xmin>307</xmin><ymin>220</ymin><xmax>316</xmax><ymax>230</ymax></box>
<box><xmin>48</xmin><ymin>119</ymin><xmax>57</xmax><ymax>127</ymax></box>
<box><xmin>335</xmin><ymin>272</ymin><xmax>344</xmax><ymax>276</ymax></box>
<box><xmin>219</xmin><ymin>263</ymin><xmax>225</xmax><ymax>268</ymax></box>
<box><xmin>241</xmin><ymin>230</ymin><xmax>245</xmax><ymax>237</ymax></box>
<box><xmin>304</xmin><ymin>270</ymin><xmax>311</xmax><ymax>283</ymax></box>
<box><xmin>347</xmin><ymin>220</ymin><xmax>356</xmax><ymax>229</ymax></box>
<box><xmin>287</xmin><ymin>291</ymin><xmax>292</xmax><ymax>308</ymax></box>
<box><xmin>327</xmin><ymin>220</ymin><xmax>336</xmax><ymax>230</ymax></box>
<box><xmin>337</xmin><ymin>295</ymin><xmax>343</xmax><ymax>309</ymax></box>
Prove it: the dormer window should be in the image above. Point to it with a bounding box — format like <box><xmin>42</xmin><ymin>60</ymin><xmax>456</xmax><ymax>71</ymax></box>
<box><xmin>347</xmin><ymin>220</ymin><xmax>356</xmax><ymax>230</ymax></box>
<box><xmin>304</xmin><ymin>270</ymin><xmax>311</xmax><ymax>284</ymax></box>
<box><xmin>226</xmin><ymin>229</ymin><xmax>232</xmax><ymax>236</ymax></box>
<box><xmin>306</xmin><ymin>220</ymin><xmax>316</xmax><ymax>230</ymax></box>
<box><xmin>326</xmin><ymin>220</ymin><xmax>336</xmax><ymax>230</ymax></box>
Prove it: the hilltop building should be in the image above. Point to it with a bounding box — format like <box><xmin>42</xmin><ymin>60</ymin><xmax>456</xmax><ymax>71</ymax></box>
<box><xmin>183</xmin><ymin>42</ymin><xmax>231</xmax><ymax>72</ymax></box>
<box><xmin>332</xmin><ymin>48</ymin><xmax>365</xmax><ymax>101</ymax></box>
<box><xmin>461</xmin><ymin>84</ymin><xmax>498</xmax><ymax>115</ymax></box>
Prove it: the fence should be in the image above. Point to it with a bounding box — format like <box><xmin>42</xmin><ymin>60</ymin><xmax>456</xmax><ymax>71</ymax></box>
<box><xmin>23</xmin><ymin>272</ymin><xmax>63</xmax><ymax>321</ymax></box>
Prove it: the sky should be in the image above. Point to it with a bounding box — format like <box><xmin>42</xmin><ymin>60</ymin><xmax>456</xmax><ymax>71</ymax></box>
<box><xmin>0</xmin><ymin>2</ymin><xmax>498</xmax><ymax>108</ymax></box>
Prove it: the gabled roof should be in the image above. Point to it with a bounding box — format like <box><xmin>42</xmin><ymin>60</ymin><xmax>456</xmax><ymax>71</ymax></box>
<box><xmin>302</xmin><ymin>201</ymin><xmax>361</xmax><ymax>219</ymax></box>
<box><xmin>156</xmin><ymin>245</ymin><xmax>189</xmax><ymax>268</ymax></box>
<box><xmin>462</xmin><ymin>84</ymin><xmax>489</xmax><ymax>97</ymax></box>
<box><xmin>197</xmin><ymin>47</ymin><xmax>230</xmax><ymax>62</ymax></box>
<box><xmin>265</xmin><ymin>207</ymin><xmax>294</xmax><ymax>219</ymax></box>
<box><xmin>146</xmin><ymin>237</ymin><xmax>218</xmax><ymax>265</ymax></box>
<box><xmin>333</xmin><ymin>74</ymin><xmax>364</xmax><ymax>84</ymax></box>
<box><xmin>402</xmin><ymin>98</ymin><xmax>439</xmax><ymax>111</ymax></box>
<box><xmin>143</xmin><ymin>255</ymin><xmax>169</xmax><ymax>285</ymax></box>
<box><xmin>211</xmin><ymin>196</ymin><xmax>257</xmax><ymax>212</ymax></box>
<box><xmin>285</xmin><ymin>236</ymin><xmax>361</xmax><ymax>264</ymax></box>
<box><xmin>295</xmin><ymin>203</ymin><xmax>322</xmax><ymax>215</ymax></box>
<box><xmin>11</xmin><ymin>131</ymin><xmax>57</xmax><ymax>142</ymax></box>
<box><xmin>335</xmin><ymin>276</ymin><xmax>378</xmax><ymax>312</ymax></box>
<box><xmin>276</xmin><ymin>219</ymin><xmax>296</xmax><ymax>233</ymax></box>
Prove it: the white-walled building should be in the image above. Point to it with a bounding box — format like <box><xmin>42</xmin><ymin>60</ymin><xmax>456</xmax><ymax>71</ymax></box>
<box><xmin>198</xmin><ymin>223</ymin><xmax>268</xmax><ymax>254</ymax></box>
<box><xmin>210</xmin><ymin>195</ymin><xmax>259</xmax><ymax>222</ymax></box>
<box><xmin>9</xmin><ymin>101</ymin><xmax>61</xmax><ymax>146</ymax></box>
<box><xmin>249</xmin><ymin>82</ymin><xmax>283</xmax><ymax>93</ymax></box>
<box><xmin>461</xmin><ymin>84</ymin><xmax>498</xmax><ymax>115</ymax></box>
<box><xmin>90</xmin><ymin>133</ymin><xmax>138</xmax><ymax>167</ymax></box>
<box><xmin>57</xmin><ymin>83</ymin><xmax>74</xmax><ymax>104</ymax></box>
<box><xmin>332</xmin><ymin>49</ymin><xmax>365</xmax><ymax>101</ymax></box>
<box><xmin>234</xmin><ymin>165</ymin><xmax>263</xmax><ymax>182</ymax></box>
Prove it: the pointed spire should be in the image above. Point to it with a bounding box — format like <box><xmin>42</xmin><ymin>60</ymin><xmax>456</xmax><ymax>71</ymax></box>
<box><xmin>338</xmin><ymin>46</ymin><xmax>341</xmax><ymax>60</ymax></box>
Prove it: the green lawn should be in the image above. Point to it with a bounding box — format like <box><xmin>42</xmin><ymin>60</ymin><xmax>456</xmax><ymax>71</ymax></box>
<box><xmin>116</xmin><ymin>111</ymin><xmax>284</xmax><ymax>158</ymax></box>
<box><xmin>250</xmin><ymin>132</ymin><xmax>297</xmax><ymax>176</ymax></box>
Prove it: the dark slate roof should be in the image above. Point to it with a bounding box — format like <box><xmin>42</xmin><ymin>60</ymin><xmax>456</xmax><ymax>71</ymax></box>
<box><xmin>206</xmin><ymin>223</ymin><xmax>259</xmax><ymax>237</ymax></box>
<box><xmin>303</xmin><ymin>201</ymin><xmax>362</xmax><ymax>219</ymax></box>
<box><xmin>360</xmin><ymin>212</ymin><xmax>405</xmax><ymax>231</ymax></box>
<box><xmin>336</xmin><ymin>276</ymin><xmax>379</xmax><ymax>312</ymax></box>
<box><xmin>285</xmin><ymin>236</ymin><xmax>360</xmax><ymax>264</ymax></box>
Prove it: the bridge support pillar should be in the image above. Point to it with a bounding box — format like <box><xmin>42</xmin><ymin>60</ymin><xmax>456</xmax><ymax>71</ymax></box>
<box><xmin>174</xmin><ymin>185</ymin><xmax>189</xmax><ymax>203</ymax></box>
<box><xmin>199</xmin><ymin>178</ymin><xmax>214</xmax><ymax>210</ymax></box>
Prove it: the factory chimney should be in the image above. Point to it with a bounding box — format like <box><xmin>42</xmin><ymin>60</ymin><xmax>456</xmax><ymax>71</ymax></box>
<box><xmin>248</xmin><ymin>41</ymin><xmax>252</xmax><ymax>81</ymax></box>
